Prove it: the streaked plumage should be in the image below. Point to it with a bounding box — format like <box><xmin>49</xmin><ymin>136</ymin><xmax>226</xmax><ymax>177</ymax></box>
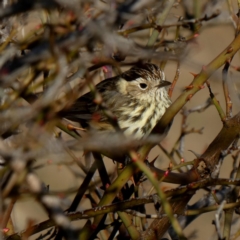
<box><xmin>61</xmin><ymin>63</ymin><xmax>172</xmax><ymax>139</ymax></box>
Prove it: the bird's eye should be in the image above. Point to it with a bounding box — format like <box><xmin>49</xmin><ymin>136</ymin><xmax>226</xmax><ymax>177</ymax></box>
<box><xmin>139</xmin><ymin>83</ymin><xmax>148</xmax><ymax>90</ymax></box>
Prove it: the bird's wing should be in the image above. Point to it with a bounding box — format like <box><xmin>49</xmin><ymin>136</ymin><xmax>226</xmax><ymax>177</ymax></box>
<box><xmin>60</xmin><ymin>76</ymin><xmax>121</xmax><ymax>127</ymax></box>
<box><xmin>61</xmin><ymin>92</ymin><xmax>96</xmax><ymax>123</ymax></box>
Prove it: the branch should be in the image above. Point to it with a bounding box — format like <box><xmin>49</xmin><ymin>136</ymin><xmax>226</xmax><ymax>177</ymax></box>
<box><xmin>139</xmin><ymin>32</ymin><xmax>240</xmax><ymax>160</ymax></box>
<box><xmin>139</xmin><ymin>30</ymin><xmax>240</xmax><ymax>238</ymax></box>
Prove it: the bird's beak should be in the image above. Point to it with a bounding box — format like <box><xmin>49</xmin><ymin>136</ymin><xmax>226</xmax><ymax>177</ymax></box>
<box><xmin>157</xmin><ymin>80</ymin><xmax>171</xmax><ymax>88</ymax></box>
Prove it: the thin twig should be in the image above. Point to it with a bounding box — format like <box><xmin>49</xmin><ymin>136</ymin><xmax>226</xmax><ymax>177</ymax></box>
<box><xmin>206</xmin><ymin>80</ymin><xmax>226</xmax><ymax>121</ymax></box>
<box><xmin>146</xmin><ymin>0</ymin><xmax>175</xmax><ymax>47</ymax></box>
<box><xmin>222</xmin><ymin>61</ymin><xmax>233</xmax><ymax>119</ymax></box>
<box><xmin>118</xmin><ymin>11</ymin><xmax>221</xmax><ymax>36</ymax></box>
<box><xmin>214</xmin><ymin>200</ymin><xmax>226</xmax><ymax>240</ymax></box>
<box><xmin>168</xmin><ymin>61</ymin><xmax>180</xmax><ymax>98</ymax></box>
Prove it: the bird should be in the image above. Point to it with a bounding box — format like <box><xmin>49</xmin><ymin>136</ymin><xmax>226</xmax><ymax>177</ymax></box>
<box><xmin>61</xmin><ymin>63</ymin><xmax>172</xmax><ymax>140</ymax></box>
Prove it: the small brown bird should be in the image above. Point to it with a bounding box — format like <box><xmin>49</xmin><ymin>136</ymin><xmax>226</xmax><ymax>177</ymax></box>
<box><xmin>62</xmin><ymin>63</ymin><xmax>172</xmax><ymax>140</ymax></box>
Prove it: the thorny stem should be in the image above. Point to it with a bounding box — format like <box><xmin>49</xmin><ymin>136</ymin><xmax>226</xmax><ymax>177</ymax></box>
<box><xmin>186</xmin><ymin>200</ymin><xmax>240</xmax><ymax>216</ymax></box>
<box><xmin>224</xmin><ymin>12</ymin><xmax>240</xmax><ymax>240</ymax></box>
<box><xmin>193</xmin><ymin>0</ymin><xmax>201</xmax><ymax>19</ymax></box>
<box><xmin>129</xmin><ymin>151</ymin><xmax>184</xmax><ymax>238</ymax></box>
<box><xmin>223</xmin><ymin>207</ymin><xmax>234</xmax><ymax>240</ymax></box>
<box><xmin>118</xmin><ymin>11</ymin><xmax>220</xmax><ymax>36</ymax></box>
<box><xmin>175</xmin><ymin>17</ymin><xmax>182</xmax><ymax>39</ymax></box>
<box><xmin>79</xmin><ymin>163</ymin><xmax>136</xmax><ymax>239</ymax></box>
<box><xmin>117</xmin><ymin>211</ymin><xmax>140</xmax><ymax>240</ymax></box>
<box><xmin>127</xmin><ymin>199</ymin><xmax>240</xmax><ymax>218</ymax></box>
<box><xmin>223</xmin><ymin>151</ymin><xmax>240</xmax><ymax>240</ymax></box>
<box><xmin>0</xmin><ymin>29</ymin><xmax>16</xmax><ymax>52</ymax></box>
<box><xmin>1</xmin><ymin>198</ymin><xmax>16</xmax><ymax>232</ymax></box>
<box><xmin>193</xmin><ymin>0</ymin><xmax>201</xmax><ymax>32</ymax></box>
<box><xmin>206</xmin><ymin>80</ymin><xmax>226</xmax><ymax>121</ymax></box>
<box><xmin>67</xmin><ymin>161</ymin><xmax>98</xmax><ymax>213</ymax></box>
<box><xmin>146</xmin><ymin>0</ymin><xmax>175</xmax><ymax>47</ymax></box>
<box><xmin>168</xmin><ymin>61</ymin><xmax>180</xmax><ymax>98</ymax></box>
<box><xmin>170</xmin><ymin>161</ymin><xmax>194</xmax><ymax>171</ymax></box>
<box><xmin>140</xmin><ymin>31</ymin><xmax>240</xmax><ymax>238</ymax></box>
<box><xmin>7</xmin><ymin>176</ymin><xmax>240</xmax><ymax>240</ymax></box>
<box><xmin>152</xmin><ymin>32</ymin><xmax>240</xmax><ymax>136</ymax></box>
<box><xmin>222</xmin><ymin>61</ymin><xmax>233</xmax><ymax>119</ymax></box>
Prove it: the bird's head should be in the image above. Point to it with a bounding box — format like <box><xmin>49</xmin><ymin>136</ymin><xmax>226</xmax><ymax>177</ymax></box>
<box><xmin>117</xmin><ymin>63</ymin><xmax>171</xmax><ymax>102</ymax></box>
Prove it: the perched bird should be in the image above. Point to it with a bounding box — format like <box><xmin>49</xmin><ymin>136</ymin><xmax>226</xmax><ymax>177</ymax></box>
<box><xmin>62</xmin><ymin>63</ymin><xmax>172</xmax><ymax>140</ymax></box>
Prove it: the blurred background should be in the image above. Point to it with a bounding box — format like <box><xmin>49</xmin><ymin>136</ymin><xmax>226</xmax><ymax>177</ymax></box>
<box><xmin>1</xmin><ymin>0</ymin><xmax>240</xmax><ymax>239</ymax></box>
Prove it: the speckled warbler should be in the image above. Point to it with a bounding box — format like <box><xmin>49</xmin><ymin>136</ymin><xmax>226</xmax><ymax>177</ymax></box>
<box><xmin>62</xmin><ymin>63</ymin><xmax>172</xmax><ymax>139</ymax></box>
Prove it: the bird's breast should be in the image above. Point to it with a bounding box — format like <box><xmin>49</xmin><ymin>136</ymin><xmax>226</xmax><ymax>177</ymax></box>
<box><xmin>117</xmin><ymin>101</ymin><xmax>168</xmax><ymax>139</ymax></box>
